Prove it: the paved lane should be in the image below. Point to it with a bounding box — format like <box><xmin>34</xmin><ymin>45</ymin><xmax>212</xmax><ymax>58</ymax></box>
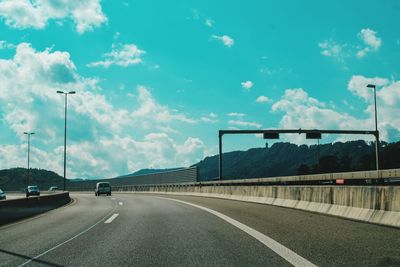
<box><xmin>0</xmin><ymin>193</ymin><xmax>116</xmax><ymax>266</ymax></box>
<box><xmin>0</xmin><ymin>194</ymin><xmax>292</xmax><ymax>266</ymax></box>
<box><xmin>149</xmin><ymin>193</ymin><xmax>400</xmax><ymax>267</ymax></box>
<box><xmin>1</xmin><ymin>193</ymin><xmax>399</xmax><ymax>266</ymax></box>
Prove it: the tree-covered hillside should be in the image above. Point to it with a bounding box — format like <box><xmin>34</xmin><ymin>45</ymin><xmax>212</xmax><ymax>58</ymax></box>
<box><xmin>0</xmin><ymin>168</ymin><xmax>64</xmax><ymax>191</ymax></box>
<box><xmin>193</xmin><ymin>140</ymin><xmax>400</xmax><ymax>181</ymax></box>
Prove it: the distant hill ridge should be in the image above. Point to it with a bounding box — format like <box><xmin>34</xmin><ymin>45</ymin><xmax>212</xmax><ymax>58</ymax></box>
<box><xmin>1</xmin><ymin>140</ymin><xmax>399</xmax><ymax>189</ymax></box>
<box><xmin>0</xmin><ymin>168</ymin><xmax>64</xmax><ymax>191</ymax></box>
<box><xmin>192</xmin><ymin>140</ymin><xmax>400</xmax><ymax>181</ymax></box>
<box><xmin>118</xmin><ymin>167</ymin><xmax>184</xmax><ymax>178</ymax></box>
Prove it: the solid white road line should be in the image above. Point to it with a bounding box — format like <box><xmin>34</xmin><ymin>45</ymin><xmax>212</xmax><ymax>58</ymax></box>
<box><xmin>104</xmin><ymin>213</ymin><xmax>119</xmax><ymax>224</ymax></box>
<box><xmin>156</xmin><ymin>197</ymin><xmax>317</xmax><ymax>267</ymax></box>
<box><xmin>17</xmin><ymin>201</ymin><xmax>118</xmax><ymax>267</ymax></box>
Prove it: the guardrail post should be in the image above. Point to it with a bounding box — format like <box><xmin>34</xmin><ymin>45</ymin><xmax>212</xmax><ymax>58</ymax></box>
<box><xmin>219</xmin><ymin>131</ymin><xmax>223</xmax><ymax>180</ymax></box>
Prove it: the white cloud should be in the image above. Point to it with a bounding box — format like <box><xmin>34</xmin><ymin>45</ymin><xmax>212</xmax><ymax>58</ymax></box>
<box><xmin>271</xmin><ymin>79</ymin><xmax>400</xmax><ymax>143</ymax></box>
<box><xmin>228</xmin><ymin>120</ymin><xmax>262</xmax><ymax>129</ymax></box>
<box><xmin>113</xmin><ymin>32</ymin><xmax>121</xmax><ymax>40</ymax></box>
<box><xmin>211</xmin><ymin>34</ymin><xmax>234</xmax><ymax>47</ymax></box>
<box><xmin>271</xmin><ymin>88</ymin><xmax>369</xmax><ymax>143</ymax></box>
<box><xmin>318</xmin><ymin>40</ymin><xmax>347</xmax><ymax>62</ymax></box>
<box><xmin>356</xmin><ymin>28</ymin><xmax>382</xmax><ymax>58</ymax></box>
<box><xmin>95</xmin><ymin>134</ymin><xmax>206</xmax><ymax>175</ymax></box>
<box><xmin>241</xmin><ymin>80</ymin><xmax>253</xmax><ymax>90</ymax></box>
<box><xmin>359</xmin><ymin>28</ymin><xmax>382</xmax><ymax>50</ymax></box>
<box><xmin>347</xmin><ymin>75</ymin><xmax>389</xmax><ymax>101</ymax></box>
<box><xmin>256</xmin><ymin>95</ymin><xmax>271</xmax><ymax>103</ymax></box>
<box><xmin>227</xmin><ymin>112</ymin><xmax>246</xmax><ymax>117</ymax></box>
<box><xmin>226</xmin><ymin>113</ymin><xmax>261</xmax><ymax>128</ymax></box>
<box><xmin>200</xmin><ymin>113</ymin><xmax>218</xmax><ymax>124</ymax></box>
<box><xmin>0</xmin><ymin>40</ymin><xmax>15</xmax><ymax>49</ymax></box>
<box><xmin>0</xmin><ymin>144</ymin><xmax>64</xmax><ymax>176</ymax></box>
<box><xmin>131</xmin><ymin>85</ymin><xmax>196</xmax><ymax>125</ymax></box>
<box><xmin>87</xmin><ymin>43</ymin><xmax>145</xmax><ymax>68</ymax></box>
<box><xmin>0</xmin><ymin>43</ymin><xmax>207</xmax><ymax>178</ymax></box>
<box><xmin>342</xmin><ymin>100</ymin><xmax>354</xmax><ymax>110</ymax></box>
<box><xmin>200</xmin><ymin>117</ymin><xmax>217</xmax><ymax>123</ymax></box>
<box><xmin>176</xmin><ymin>137</ymin><xmax>206</xmax><ymax>166</ymax></box>
<box><xmin>205</xmin><ymin>18</ymin><xmax>213</xmax><ymax>27</ymax></box>
<box><xmin>347</xmin><ymin>75</ymin><xmax>400</xmax><ymax>141</ymax></box>
<box><xmin>259</xmin><ymin>67</ymin><xmax>273</xmax><ymax>75</ymax></box>
<box><xmin>0</xmin><ymin>0</ymin><xmax>107</xmax><ymax>34</ymax></box>
<box><xmin>319</xmin><ymin>28</ymin><xmax>382</xmax><ymax>62</ymax></box>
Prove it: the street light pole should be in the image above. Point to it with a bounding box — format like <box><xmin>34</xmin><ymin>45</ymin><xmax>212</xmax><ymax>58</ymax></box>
<box><xmin>23</xmin><ymin>132</ymin><xmax>35</xmax><ymax>188</ymax></box>
<box><xmin>367</xmin><ymin>84</ymin><xmax>379</xmax><ymax>178</ymax></box>
<box><xmin>57</xmin><ymin>90</ymin><xmax>76</xmax><ymax>191</ymax></box>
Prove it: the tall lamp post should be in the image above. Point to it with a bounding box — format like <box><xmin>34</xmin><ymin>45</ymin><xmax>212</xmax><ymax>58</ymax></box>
<box><xmin>23</xmin><ymin>132</ymin><xmax>35</xmax><ymax>188</ymax></box>
<box><xmin>57</xmin><ymin>90</ymin><xmax>76</xmax><ymax>191</ymax></box>
<box><xmin>366</xmin><ymin>84</ymin><xmax>379</xmax><ymax>178</ymax></box>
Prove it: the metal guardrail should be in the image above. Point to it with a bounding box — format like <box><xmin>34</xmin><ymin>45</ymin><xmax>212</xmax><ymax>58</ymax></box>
<box><xmin>67</xmin><ymin>167</ymin><xmax>198</xmax><ymax>191</ymax></box>
<box><xmin>109</xmin><ymin>166</ymin><xmax>198</xmax><ymax>185</ymax></box>
<box><xmin>197</xmin><ymin>168</ymin><xmax>400</xmax><ymax>185</ymax></box>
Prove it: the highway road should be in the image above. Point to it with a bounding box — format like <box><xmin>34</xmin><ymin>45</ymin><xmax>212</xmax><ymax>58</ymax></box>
<box><xmin>0</xmin><ymin>193</ymin><xmax>399</xmax><ymax>266</ymax></box>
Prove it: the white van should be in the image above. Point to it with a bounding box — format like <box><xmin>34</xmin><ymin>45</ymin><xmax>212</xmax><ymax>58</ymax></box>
<box><xmin>95</xmin><ymin>182</ymin><xmax>111</xmax><ymax>196</ymax></box>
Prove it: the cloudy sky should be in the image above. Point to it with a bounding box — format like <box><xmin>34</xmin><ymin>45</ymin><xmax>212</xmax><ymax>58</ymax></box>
<box><xmin>0</xmin><ymin>0</ymin><xmax>399</xmax><ymax>179</ymax></box>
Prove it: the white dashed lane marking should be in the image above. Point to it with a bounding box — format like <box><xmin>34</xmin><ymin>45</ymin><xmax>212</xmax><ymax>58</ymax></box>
<box><xmin>104</xmin><ymin>213</ymin><xmax>119</xmax><ymax>224</ymax></box>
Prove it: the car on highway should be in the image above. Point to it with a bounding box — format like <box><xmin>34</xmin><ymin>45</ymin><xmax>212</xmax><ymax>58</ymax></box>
<box><xmin>26</xmin><ymin>185</ymin><xmax>40</xmax><ymax>197</ymax></box>
<box><xmin>95</xmin><ymin>182</ymin><xmax>111</xmax><ymax>196</ymax></box>
<box><xmin>48</xmin><ymin>186</ymin><xmax>59</xmax><ymax>191</ymax></box>
<box><xmin>0</xmin><ymin>189</ymin><xmax>6</xmax><ymax>200</ymax></box>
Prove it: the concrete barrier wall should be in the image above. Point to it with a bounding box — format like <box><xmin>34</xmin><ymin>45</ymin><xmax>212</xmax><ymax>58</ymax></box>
<box><xmin>0</xmin><ymin>192</ymin><xmax>71</xmax><ymax>226</ymax></box>
<box><xmin>116</xmin><ymin>185</ymin><xmax>400</xmax><ymax>228</ymax></box>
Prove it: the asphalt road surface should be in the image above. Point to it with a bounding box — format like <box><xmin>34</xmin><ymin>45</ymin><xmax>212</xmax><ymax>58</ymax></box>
<box><xmin>0</xmin><ymin>193</ymin><xmax>399</xmax><ymax>266</ymax></box>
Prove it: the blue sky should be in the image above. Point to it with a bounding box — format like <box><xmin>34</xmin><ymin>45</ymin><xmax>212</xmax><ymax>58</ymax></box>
<box><xmin>0</xmin><ymin>0</ymin><xmax>399</xmax><ymax>179</ymax></box>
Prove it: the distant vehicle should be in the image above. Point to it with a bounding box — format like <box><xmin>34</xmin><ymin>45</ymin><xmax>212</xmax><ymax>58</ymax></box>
<box><xmin>48</xmin><ymin>186</ymin><xmax>59</xmax><ymax>191</ymax></box>
<box><xmin>26</xmin><ymin>185</ymin><xmax>40</xmax><ymax>197</ymax></box>
<box><xmin>95</xmin><ymin>182</ymin><xmax>111</xmax><ymax>196</ymax></box>
<box><xmin>0</xmin><ymin>189</ymin><xmax>6</xmax><ymax>200</ymax></box>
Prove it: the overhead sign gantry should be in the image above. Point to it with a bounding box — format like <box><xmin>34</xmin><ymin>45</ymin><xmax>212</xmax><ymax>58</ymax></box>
<box><xmin>218</xmin><ymin>129</ymin><xmax>379</xmax><ymax>180</ymax></box>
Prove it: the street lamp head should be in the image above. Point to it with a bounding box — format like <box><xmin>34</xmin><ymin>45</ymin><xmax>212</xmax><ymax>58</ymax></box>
<box><xmin>68</xmin><ymin>91</ymin><xmax>76</xmax><ymax>94</ymax></box>
<box><xmin>57</xmin><ymin>90</ymin><xmax>64</xmax><ymax>94</ymax></box>
<box><xmin>23</xmin><ymin>132</ymin><xmax>28</xmax><ymax>135</ymax></box>
<box><xmin>367</xmin><ymin>84</ymin><xmax>376</xmax><ymax>88</ymax></box>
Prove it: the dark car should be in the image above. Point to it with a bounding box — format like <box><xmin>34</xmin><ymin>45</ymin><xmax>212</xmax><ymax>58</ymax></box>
<box><xmin>26</xmin><ymin>185</ymin><xmax>40</xmax><ymax>197</ymax></box>
<box><xmin>0</xmin><ymin>189</ymin><xmax>6</xmax><ymax>200</ymax></box>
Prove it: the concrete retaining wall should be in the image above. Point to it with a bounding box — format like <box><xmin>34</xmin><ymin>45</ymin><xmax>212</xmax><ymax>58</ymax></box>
<box><xmin>0</xmin><ymin>192</ymin><xmax>71</xmax><ymax>226</ymax></box>
<box><xmin>117</xmin><ymin>185</ymin><xmax>400</xmax><ymax>228</ymax></box>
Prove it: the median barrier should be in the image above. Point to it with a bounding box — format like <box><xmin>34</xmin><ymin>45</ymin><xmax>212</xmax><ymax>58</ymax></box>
<box><xmin>0</xmin><ymin>192</ymin><xmax>71</xmax><ymax>226</ymax></box>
